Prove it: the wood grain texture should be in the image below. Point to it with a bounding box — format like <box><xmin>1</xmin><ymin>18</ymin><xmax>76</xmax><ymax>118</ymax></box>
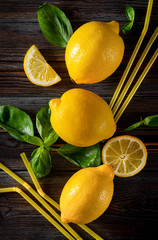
<box><xmin>0</xmin><ymin>0</ymin><xmax>158</xmax><ymax>239</ymax></box>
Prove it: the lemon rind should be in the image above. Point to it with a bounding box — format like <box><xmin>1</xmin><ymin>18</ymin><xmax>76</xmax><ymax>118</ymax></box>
<box><xmin>102</xmin><ymin>135</ymin><xmax>147</xmax><ymax>177</ymax></box>
<box><xmin>24</xmin><ymin>45</ymin><xmax>61</xmax><ymax>87</ymax></box>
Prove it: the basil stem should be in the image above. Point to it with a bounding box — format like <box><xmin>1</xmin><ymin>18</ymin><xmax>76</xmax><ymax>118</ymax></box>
<box><xmin>38</xmin><ymin>3</ymin><xmax>73</xmax><ymax>48</ymax></box>
<box><xmin>125</xmin><ymin>114</ymin><xmax>158</xmax><ymax>131</ymax></box>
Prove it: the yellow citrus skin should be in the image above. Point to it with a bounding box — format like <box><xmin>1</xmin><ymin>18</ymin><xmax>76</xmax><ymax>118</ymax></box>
<box><xmin>65</xmin><ymin>21</ymin><xmax>125</xmax><ymax>84</ymax></box>
<box><xmin>24</xmin><ymin>45</ymin><xmax>61</xmax><ymax>87</ymax></box>
<box><xmin>60</xmin><ymin>164</ymin><xmax>114</xmax><ymax>224</ymax></box>
<box><xmin>49</xmin><ymin>88</ymin><xmax>116</xmax><ymax>147</ymax></box>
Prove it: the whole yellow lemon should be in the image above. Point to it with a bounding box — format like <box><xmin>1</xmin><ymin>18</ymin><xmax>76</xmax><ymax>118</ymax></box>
<box><xmin>49</xmin><ymin>88</ymin><xmax>116</xmax><ymax>147</ymax></box>
<box><xmin>60</xmin><ymin>164</ymin><xmax>114</xmax><ymax>224</ymax></box>
<box><xmin>65</xmin><ymin>21</ymin><xmax>125</xmax><ymax>84</ymax></box>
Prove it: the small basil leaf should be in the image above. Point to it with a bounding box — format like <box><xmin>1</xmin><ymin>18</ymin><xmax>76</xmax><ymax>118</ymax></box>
<box><xmin>21</xmin><ymin>135</ymin><xmax>43</xmax><ymax>146</ymax></box>
<box><xmin>44</xmin><ymin>131</ymin><xmax>59</xmax><ymax>147</ymax></box>
<box><xmin>36</xmin><ymin>104</ymin><xmax>58</xmax><ymax>146</ymax></box>
<box><xmin>122</xmin><ymin>21</ymin><xmax>133</xmax><ymax>34</ymax></box>
<box><xmin>38</xmin><ymin>3</ymin><xmax>73</xmax><ymax>48</ymax></box>
<box><xmin>144</xmin><ymin>114</ymin><xmax>158</xmax><ymax>127</ymax></box>
<box><xmin>30</xmin><ymin>147</ymin><xmax>52</xmax><ymax>179</ymax></box>
<box><xmin>125</xmin><ymin>120</ymin><xmax>143</xmax><ymax>131</ymax></box>
<box><xmin>0</xmin><ymin>105</ymin><xmax>34</xmax><ymax>141</ymax></box>
<box><xmin>125</xmin><ymin>5</ymin><xmax>135</xmax><ymax>22</ymax></box>
<box><xmin>36</xmin><ymin>104</ymin><xmax>51</xmax><ymax>139</ymax></box>
<box><xmin>57</xmin><ymin>143</ymin><xmax>102</xmax><ymax>168</ymax></box>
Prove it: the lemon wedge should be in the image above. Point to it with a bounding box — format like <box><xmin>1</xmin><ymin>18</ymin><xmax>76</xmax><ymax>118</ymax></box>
<box><xmin>24</xmin><ymin>45</ymin><xmax>61</xmax><ymax>86</ymax></box>
<box><xmin>102</xmin><ymin>135</ymin><xmax>147</xmax><ymax>177</ymax></box>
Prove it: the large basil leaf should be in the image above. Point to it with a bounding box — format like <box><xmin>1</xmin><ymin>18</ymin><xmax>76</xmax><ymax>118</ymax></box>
<box><xmin>0</xmin><ymin>105</ymin><xmax>34</xmax><ymax>141</ymax></box>
<box><xmin>36</xmin><ymin>104</ymin><xmax>58</xmax><ymax>146</ymax></box>
<box><xmin>38</xmin><ymin>3</ymin><xmax>73</xmax><ymax>48</ymax></box>
<box><xmin>57</xmin><ymin>143</ymin><xmax>102</xmax><ymax>168</ymax></box>
<box><xmin>30</xmin><ymin>147</ymin><xmax>52</xmax><ymax>178</ymax></box>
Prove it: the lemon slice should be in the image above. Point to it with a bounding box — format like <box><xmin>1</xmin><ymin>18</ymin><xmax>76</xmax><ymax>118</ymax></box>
<box><xmin>102</xmin><ymin>135</ymin><xmax>147</xmax><ymax>177</ymax></box>
<box><xmin>24</xmin><ymin>45</ymin><xmax>61</xmax><ymax>86</ymax></box>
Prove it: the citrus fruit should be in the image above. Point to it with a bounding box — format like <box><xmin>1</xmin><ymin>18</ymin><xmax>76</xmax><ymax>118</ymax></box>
<box><xmin>65</xmin><ymin>21</ymin><xmax>125</xmax><ymax>84</ymax></box>
<box><xmin>24</xmin><ymin>45</ymin><xmax>61</xmax><ymax>86</ymax></box>
<box><xmin>49</xmin><ymin>88</ymin><xmax>116</xmax><ymax>147</ymax></box>
<box><xmin>60</xmin><ymin>164</ymin><xmax>114</xmax><ymax>224</ymax></box>
<box><xmin>102</xmin><ymin>135</ymin><xmax>147</xmax><ymax>177</ymax></box>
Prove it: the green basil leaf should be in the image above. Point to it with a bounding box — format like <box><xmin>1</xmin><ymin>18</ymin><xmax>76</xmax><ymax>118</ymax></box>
<box><xmin>0</xmin><ymin>121</ymin><xmax>25</xmax><ymax>141</ymax></box>
<box><xmin>125</xmin><ymin>114</ymin><xmax>158</xmax><ymax>131</ymax></box>
<box><xmin>30</xmin><ymin>147</ymin><xmax>52</xmax><ymax>178</ymax></box>
<box><xmin>36</xmin><ymin>104</ymin><xmax>58</xmax><ymax>146</ymax></box>
<box><xmin>57</xmin><ymin>143</ymin><xmax>102</xmax><ymax>168</ymax></box>
<box><xmin>144</xmin><ymin>114</ymin><xmax>158</xmax><ymax>127</ymax></box>
<box><xmin>44</xmin><ymin>130</ymin><xmax>59</xmax><ymax>147</ymax></box>
<box><xmin>38</xmin><ymin>3</ymin><xmax>73</xmax><ymax>48</ymax></box>
<box><xmin>57</xmin><ymin>144</ymin><xmax>82</xmax><ymax>154</ymax></box>
<box><xmin>21</xmin><ymin>135</ymin><xmax>43</xmax><ymax>146</ymax></box>
<box><xmin>122</xmin><ymin>21</ymin><xmax>133</xmax><ymax>34</ymax></box>
<box><xmin>125</xmin><ymin>120</ymin><xmax>143</xmax><ymax>131</ymax></box>
<box><xmin>0</xmin><ymin>105</ymin><xmax>34</xmax><ymax>141</ymax></box>
<box><xmin>125</xmin><ymin>5</ymin><xmax>135</xmax><ymax>22</ymax></box>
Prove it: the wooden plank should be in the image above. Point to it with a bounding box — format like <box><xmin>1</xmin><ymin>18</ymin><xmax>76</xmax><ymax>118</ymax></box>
<box><xmin>0</xmin><ymin>168</ymin><xmax>158</xmax><ymax>239</ymax></box>
<box><xmin>0</xmin><ymin>0</ymin><xmax>157</xmax><ymax>23</ymax></box>
<box><xmin>0</xmin><ymin>0</ymin><xmax>158</xmax><ymax>239</ymax></box>
<box><xmin>0</xmin><ymin>134</ymin><xmax>158</xmax><ymax>170</ymax></box>
<box><xmin>0</xmin><ymin>32</ymin><xmax>157</xmax><ymax>97</ymax></box>
<box><xmin>0</xmin><ymin>96</ymin><xmax>158</xmax><ymax>136</ymax></box>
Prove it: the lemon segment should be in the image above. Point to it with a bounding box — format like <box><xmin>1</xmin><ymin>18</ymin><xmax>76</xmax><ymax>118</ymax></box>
<box><xmin>102</xmin><ymin>135</ymin><xmax>147</xmax><ymax>177</ymax></box>
<box><xmin>24</xmin><ymin>45</ymin><xmax>61</xmax><ymax>86</ymax></box>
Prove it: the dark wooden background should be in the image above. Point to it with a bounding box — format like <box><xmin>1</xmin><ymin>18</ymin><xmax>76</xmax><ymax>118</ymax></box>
<box><xmin>0</xmin><ymin>0</ymin><xmax>158</xmax><ymax>239</ymax></box>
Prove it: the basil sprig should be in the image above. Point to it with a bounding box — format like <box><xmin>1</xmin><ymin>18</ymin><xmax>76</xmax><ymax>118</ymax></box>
<box><xmin>122</xmin><ymin>5</ymin><xmax>135</xmax><ymax>34</ymax></box>
<box><xmin>0</xmin><ymin>104</ymin><xmax>102</xmax><ymax>178</ymax></box>
<box><xmin>38</xmin><ymin>3</ymin><xmax>73</xmax><ymax>48</ymax></box>
<box><xmin>125</xmin><ymin>114</ymin><xmax>158</xmax><ymax>131</ymax></box>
